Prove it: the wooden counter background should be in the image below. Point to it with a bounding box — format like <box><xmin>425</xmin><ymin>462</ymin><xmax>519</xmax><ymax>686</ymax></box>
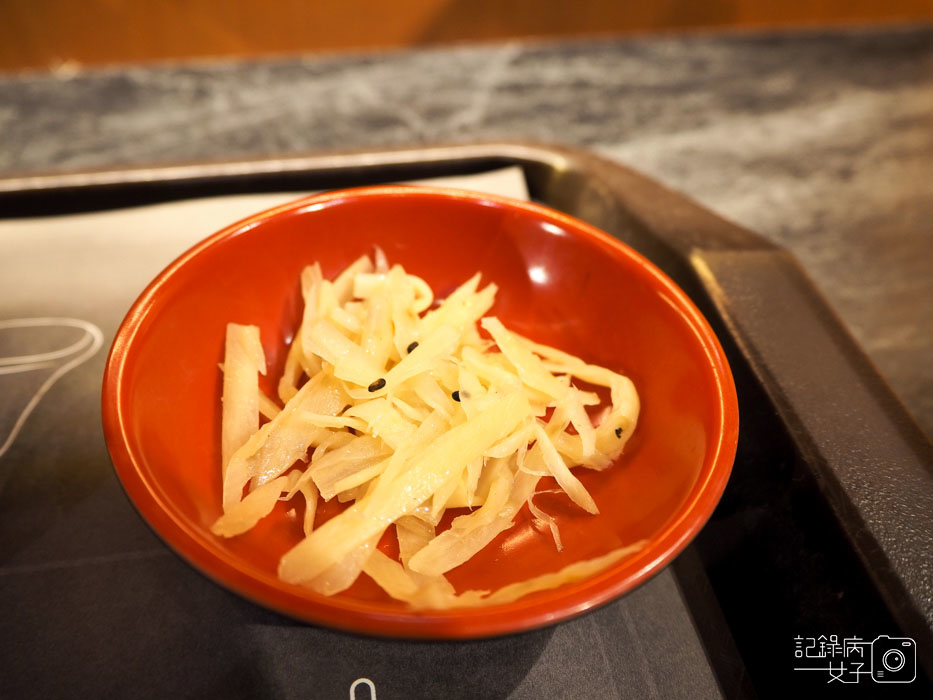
<box><xmin>3</xmin><ymin>0</ymin><xmax>933</xmax><ymax>73</ymax></box>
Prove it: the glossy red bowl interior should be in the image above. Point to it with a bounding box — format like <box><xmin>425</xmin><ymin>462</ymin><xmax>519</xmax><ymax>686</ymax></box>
<box><xmin>102</xmin><ymin>185</ymin><xmax>738</xmax><ymax>638</ymax></box>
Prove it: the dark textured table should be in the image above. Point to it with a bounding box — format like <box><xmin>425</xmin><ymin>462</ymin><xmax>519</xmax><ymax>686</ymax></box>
<box><xmin>2</xmin><ymin>25</ymin><xmax>931</xmax><ymax>438</ymax></box>
<box><xmin>1</xmin><ymin>24</ymin><xmax>932</xmax><ymax>700</ymax></box>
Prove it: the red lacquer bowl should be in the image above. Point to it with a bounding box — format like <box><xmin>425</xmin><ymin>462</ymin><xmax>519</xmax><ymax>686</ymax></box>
<box><xmin>102</xmin><ymin>186</ymin><xmax>739</xmax><ymax>638</ymax></box>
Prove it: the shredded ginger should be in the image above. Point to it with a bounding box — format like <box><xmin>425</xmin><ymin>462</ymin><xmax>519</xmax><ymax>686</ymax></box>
<box><xmin>212</xmin><ymin>251</ymin><xmax>643</xmax><ymax>608</ymax></box>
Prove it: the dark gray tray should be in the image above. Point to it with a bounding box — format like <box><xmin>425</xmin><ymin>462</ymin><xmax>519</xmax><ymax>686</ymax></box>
<box><xmin>1</xmin><ymin>142</ymin><xmax>930</xmax><ymax>698</ymax></box>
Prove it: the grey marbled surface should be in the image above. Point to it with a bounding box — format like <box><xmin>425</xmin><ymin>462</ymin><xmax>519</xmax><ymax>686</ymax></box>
<box><xmin>1</xmin><ymin>25</ymin><xmax>931</xmax><ymax>436</ymax></box>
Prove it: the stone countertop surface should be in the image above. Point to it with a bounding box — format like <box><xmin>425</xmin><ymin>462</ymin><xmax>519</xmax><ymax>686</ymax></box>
<box><xmin>1</xmin><ymin>25</ymin><xmax>931</xmax><ymax>437</ymax></box>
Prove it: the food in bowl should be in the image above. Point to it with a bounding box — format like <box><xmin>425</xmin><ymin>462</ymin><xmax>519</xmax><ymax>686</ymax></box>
<box><xmin>212</xmin><ymin>251</ymin><xmax>645</xmax><ymax>608</ymax></box>
<box><xmin>102</xmin><ymin>185</ymin><xmax>739</xmax><ymax>637</ymax></box>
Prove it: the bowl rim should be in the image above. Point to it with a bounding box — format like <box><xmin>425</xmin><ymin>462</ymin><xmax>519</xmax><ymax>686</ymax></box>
<box><xmin>101</xmin><ymin>184</ymin><xmax>739</xmax><ymax>639</ymax></box>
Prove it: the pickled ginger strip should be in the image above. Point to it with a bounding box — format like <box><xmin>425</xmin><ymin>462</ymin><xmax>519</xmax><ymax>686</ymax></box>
<box><xmin>221</xmin><ymin>323</ymin><xmax>265</xmax><ymax>473</ymax></box>
<box><xmin>299</xmin><ymin>481</ymin><xmax>319</xmax><ymax>536</ymax></box>
<box><xmin>277</xmin><ymin>339</ymin><xmax>305</xmax><ymax>403</ymax></box>
<box><xmin>211</xmin><ymin>471</ymin><xmax>298</xmax><ymax>538</ymax></box>
<box><xmin>332</xmin><ymin>254</ymin><xmax>374</xmax><ymax>303</ymax></box>
<box><xmin>363</xmin><ymin>550</ymin><xmax>466</xmax><ymax>608</ymax></box>
<box><xmin>478</xmin><ymin>541</ymin><xmax>648</xmax><ymax>605</ymax></box>
<box><xmin>527</xmin><ymin>494</ymin><xmax>563</xmax><ymax>552</ymax></box>
<box><xmin>304</xmin><ymin>534</ymin><xmax>381</xmax><ymax>596</ymax></box>
<box><xmin>329</xmin><ymin>457</ymin><xmax>392</xmax><ymax>500</ymax></box>
<box><xmin>532</xmin><ymin>423</ymin><xmax>598</xmax><ymax>514</ymax></box>
<box><xmin>299</xmin><ymin>435</ymin><xmax>390</xmax><ymax>498</ymax></box>
<box><xmin>359</xmin><ymin>286</ymin><xmax>394</xmax><ymax>369</ymax></box>
<box><xmin>480</xmin><ymin>317</ymin><xmax>568</xmax><ymax>400</ymax></box>
<box><xmin>307</xmin><ymin>318</ymin><xmax>384</xmax><ymax>388</ymax></box>
<box><xmin>420</xmin><ymin>276</ymin><xmax>497</xmax><ymax>339</ymax></box>
<box><xmin>295</xmin><ymin>263</ymin><xmax>326</xmax><ymax>378</ymax></box>
<box><xmin>344</xmin><ymin>399</ymin><xmax>417</xmax><ymax>450</ymax></box>
<box><xmin>258</xmin><ymin>392</ymin><xmax>281</xmax><ymax>420</ymax></box>
<box><xmin>396</xmin><ymin>516</ymin><xmax>435</xmax><ymax>567</ymax></box>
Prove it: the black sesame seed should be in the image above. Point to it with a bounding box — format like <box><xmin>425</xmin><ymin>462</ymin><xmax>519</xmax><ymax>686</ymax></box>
<box><xmin>451</xmin><ymin>390</ymin><xmax>461</xmax><ymax>402</ymax></box>
<box><xmin>615</xmin><ymin>427</ymin><xmax>623</xmax><ymax>438</ymax></box>
<box><xmin>368</xmin><ymin>378</ymin><xmax>386</xmax><ymax>392</ymax></box>
<box><xmin>406</xmin><ymin>341</ymin><xmax>419</xmax><ymax>354</ymax></box>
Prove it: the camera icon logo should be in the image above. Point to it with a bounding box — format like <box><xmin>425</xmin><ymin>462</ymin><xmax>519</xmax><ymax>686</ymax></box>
<box><xmin>871</xmin><ymin>635</ymin><xmax>916</xmax><ymax>683</ymax></box>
